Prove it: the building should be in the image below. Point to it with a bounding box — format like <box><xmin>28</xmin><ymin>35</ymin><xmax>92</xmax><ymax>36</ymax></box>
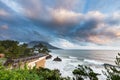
<box><xmin>0</xmin><ymin>54</ymin><xmax>5</xmax><ymax>58</ymax></box>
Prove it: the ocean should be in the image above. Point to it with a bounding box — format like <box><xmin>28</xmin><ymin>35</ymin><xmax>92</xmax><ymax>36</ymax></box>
<box><xmin>45</xmin><ymin>50</ymin><xmax>120</xmax><ymax>80</ymax></box>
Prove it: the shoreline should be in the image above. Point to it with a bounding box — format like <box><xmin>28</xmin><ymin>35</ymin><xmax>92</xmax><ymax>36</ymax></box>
<box><xmin>45</xmin><ymin>52</ymin><xmax>107</xmax><ymax>80</ymax></box>
<box><xmin>28</xmin><ymin>56</ymin><xmax>47</xmax><ymax>69</ymax></box>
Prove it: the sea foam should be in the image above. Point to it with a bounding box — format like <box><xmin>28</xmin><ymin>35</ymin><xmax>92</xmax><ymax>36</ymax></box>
<box><xmin>45</xmin><ymin>53</ymin><xmax>106</xmax><ymax>80</ymax></box>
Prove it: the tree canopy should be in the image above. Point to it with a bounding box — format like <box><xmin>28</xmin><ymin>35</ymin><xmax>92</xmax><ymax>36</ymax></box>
<box><xmin>33</xmin><ymin>43</ymin><xmax>50</xmax><ymax>54</ymax></box>
<box><xmin>0</xmin><ymin>40</ymin><xmax>35</xmax><ymax>59</ymax></box>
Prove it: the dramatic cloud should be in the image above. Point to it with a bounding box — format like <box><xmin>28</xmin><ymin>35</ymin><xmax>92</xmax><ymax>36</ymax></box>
<box><xmin>50</xmin><ymin>9</ymin><xmax>80</xmax><ymax>23</ymax></box>
<box><xmin>68</xmin><ymin>11</ymin><xmax>120</xmax><ymax>45</ymax></box>
<box><xmin>0</xmin><ymin>0</ymin><xmax>120</xmax><ymax>48</ymax></box>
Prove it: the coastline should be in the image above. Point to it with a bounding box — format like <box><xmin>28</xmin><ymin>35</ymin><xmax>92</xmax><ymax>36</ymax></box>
<box><xmin>28</xmin><ymin>56</ymin><xmax>46</xmax><ymax>69</ymax></box>
<box><xmin>45</xmin><ymin>52</ymin><xmax>107</xmax><ymax>80</ymax></box>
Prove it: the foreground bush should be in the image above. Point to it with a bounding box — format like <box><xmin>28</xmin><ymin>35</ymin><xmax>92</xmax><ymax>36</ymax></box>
<box><xmin>73</xmin><ymin>65</ymin><xmax>100</xmax><ymax>80</ymax></box>
<box><xmin>103</xmin><ymin>53</ymin><xmax>120</xmax><ymax>80</ymax></box>
<box><xmin>0</xmin><ymin>64</ymin><xmax>69</xmax><ymax>80</ymax></box>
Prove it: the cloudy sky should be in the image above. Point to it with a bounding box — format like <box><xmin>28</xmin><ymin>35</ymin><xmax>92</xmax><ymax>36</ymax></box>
<box><xmin>0</xmin><ymin>0</ymin><xmax>120</xmax><ymax>49</ymax></box>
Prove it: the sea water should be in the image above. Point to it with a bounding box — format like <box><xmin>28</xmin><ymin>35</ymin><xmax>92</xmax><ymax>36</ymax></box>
<box><xmin>45</xmin><ymin>50</ymin><xmax>120</xmax><ymax>80</ymax></box>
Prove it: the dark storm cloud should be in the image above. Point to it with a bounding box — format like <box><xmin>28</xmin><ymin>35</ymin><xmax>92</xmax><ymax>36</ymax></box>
<box><xmin>0</xmin><ymin>1</ymin><xmax>52</xmax><ymax>42</ymax></box>
<box><xmin>0</xmin><ymin>0</ymin><xmax>120</xmax><ymax>46</ymax></box>
<box><xmin>51</xmin><ymin>11</ymin><xmax>120</xmax><ymax>44</ymax></box>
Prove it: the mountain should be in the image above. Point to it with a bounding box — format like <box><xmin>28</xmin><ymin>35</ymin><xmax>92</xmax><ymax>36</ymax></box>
<box><xmin>28</xmin><ymin>41</ymin><xmax>60</xmax><ymax>49</ymax></box>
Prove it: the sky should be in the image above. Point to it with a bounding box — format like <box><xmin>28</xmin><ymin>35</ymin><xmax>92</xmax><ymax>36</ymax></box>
<box><xmin>0</xmin><ymin>0</ymin><xmax>120</xmax><ymax>49</ymax></box>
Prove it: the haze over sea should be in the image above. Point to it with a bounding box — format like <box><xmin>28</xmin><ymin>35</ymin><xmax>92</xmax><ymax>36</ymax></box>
<box><xmin>52</xmin><ymin>50</ymin><xmax>119</xmax><ymax>65</ymax></box>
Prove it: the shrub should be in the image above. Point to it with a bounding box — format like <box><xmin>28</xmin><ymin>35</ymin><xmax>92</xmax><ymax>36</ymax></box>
<box><xmin>103</xmin><ymin>53</ymin><xmax>120</xmax><ymax>80</ymax></box>
<box><xmin>73</xmin><ymin>65</ymin><xmax>100</xmax><ymax>80</ymax></box>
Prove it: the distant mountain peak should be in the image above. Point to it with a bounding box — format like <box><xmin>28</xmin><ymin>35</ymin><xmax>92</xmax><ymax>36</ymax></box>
<box><xmin>28</xmin><ymin>41</ymin><xmax>60</xmax><ymax>49</ymax></box>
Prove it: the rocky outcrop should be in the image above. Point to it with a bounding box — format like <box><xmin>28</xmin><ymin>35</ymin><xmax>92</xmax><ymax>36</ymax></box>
<box><xmin>46</xmin><ymin>55</ymin><xmax>52</xmax><ymax>59</ymax></box>
<box><xmin>53</xmin><ymin>56</ymin><xmax>62</xmax><ymax>61</ymax></box>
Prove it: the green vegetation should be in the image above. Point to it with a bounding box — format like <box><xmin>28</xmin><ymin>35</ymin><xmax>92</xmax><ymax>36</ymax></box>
<box><xmin>0</xmin><ymin>40</ymin><xmax>120</xmax><ymax>80</ymax></box>
<box><xmin>0</xmin><ymin>63</ymin><xmax>69</xmax><ymax>80</ymax></box>
<box><xmin>33</xmin><ymin>43</ymin><xmax>50</xmax><ymax>54</ymax></box>
<box><xmin>0</xmin><ymin>58</ymin><xmax>6</xmax><ymax>64</ymax></box>
<box><xmin>0</xmin><ymin>40</ymin><xmax>50</xmax><ymax>59</ymax></box>
<box><xmin>73</xmin><ymin>53</ymin><xmax>120</xmax><ymax>80</ymax></box>
<box><xmin>73</xmin><ymin>65</ymin><xmax>99</xmax><ymax>80</ymax></box>
<box><xmin>103</xmin><ymin>53</ymin><xmax>120</xmax><ymax>80</ymax></box>
<box><xmin>0</xmin><ymin>40</ymin><xmax>33</xmax><ymax>59</ymax></box>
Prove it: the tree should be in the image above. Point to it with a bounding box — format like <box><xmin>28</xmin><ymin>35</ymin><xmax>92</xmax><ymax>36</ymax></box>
<box><xmin>34</xmin><ymin>43</ymin><xmax>50</xmax><ymax>54</ymax></box>
<box><xmin>0</xmin><ymin>40</ymin><xmax>35</xmax><ymax>59</ymax></box>
<box><xmin>73</xmin><ymin>65</ymin><xmax>100</xmax><ymax>80</ymax></box>
<box><xmin>0</xmin><ymin>46</ymin><xmax>5</xmax><ymax>53</ymax></box>
<box><xmin>39</xmin><ymin>46</ymin><xmax>50</xmax><ymax>54</ymax></box>
<box><xmin>19</xmin><ymin>43</ymin><xmax>34</xmax><ymax>57</ymax></box>
<box><xmin>0</xmin><ymin>40</ymin><xmax>19</xmax><ymax>49</ymax></box>
<box><xmin>21</xmin><ymin>43</ymin><xmax>28</xmax><ymax>48</ymax></box>
<box><xmin>103</xmin><ymin>53</ymin><xmax>120</xmax><ymax>80</ymax></box>
<box><xmin>0</xmin><ymin>40</ymin><xmax>20</xmax><ymax>58</ymax></box>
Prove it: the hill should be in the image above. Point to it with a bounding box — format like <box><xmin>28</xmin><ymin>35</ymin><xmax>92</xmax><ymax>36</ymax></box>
<box><xmin>28</xmin><ymin>41</ymin><xmax>60</xmax><ymax>49</ymax></box>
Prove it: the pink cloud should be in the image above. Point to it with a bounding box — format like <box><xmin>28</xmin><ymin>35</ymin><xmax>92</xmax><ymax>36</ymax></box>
<box><xmin>0</xmin><ymin>25</ymin><xmax>9</xmax><ymax>30</ymax></box>
<box><xmin>0</xmin><ymin>9</ymin><xmax>9</xmax><ymax>16</ymax></box>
